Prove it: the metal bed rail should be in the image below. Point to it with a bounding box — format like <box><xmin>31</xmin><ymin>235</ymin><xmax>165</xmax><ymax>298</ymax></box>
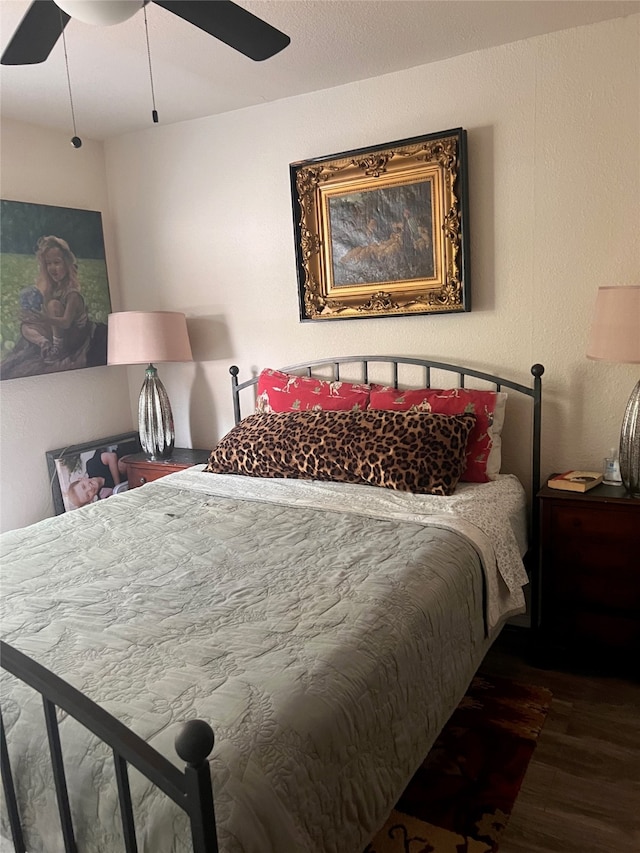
<box><xmin>0</xmin><ymin>641</ymin><xmax>219</xmax><ymax>853</ymax></box>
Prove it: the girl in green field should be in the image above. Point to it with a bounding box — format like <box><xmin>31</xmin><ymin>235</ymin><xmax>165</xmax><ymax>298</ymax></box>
<box><xmin>0</xmin><ymin>235</ymin><xmax>106</xmax><ymax>380</ymax></box>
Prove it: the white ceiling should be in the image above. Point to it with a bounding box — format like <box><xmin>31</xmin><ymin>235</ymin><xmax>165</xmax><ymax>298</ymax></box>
<box><xmin>1</xmin><ymin>0</ymin><xmax>638</xmax><ymax>142</ymax></box>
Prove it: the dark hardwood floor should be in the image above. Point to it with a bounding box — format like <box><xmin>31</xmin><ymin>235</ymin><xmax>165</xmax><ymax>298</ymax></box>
<box><xmin>479</xmin><ymin>633</ymin><xmax>640</xmax><ymax>853</ymax></box>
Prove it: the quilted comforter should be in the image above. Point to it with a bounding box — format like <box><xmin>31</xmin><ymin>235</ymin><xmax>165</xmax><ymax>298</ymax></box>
<box><xmin>0</xmin><ymin>470</ymin><xmax>529</xmax><ymax>853</ymax></box>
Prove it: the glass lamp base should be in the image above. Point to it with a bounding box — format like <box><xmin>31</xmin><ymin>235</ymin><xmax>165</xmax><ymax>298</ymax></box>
<box><xmin>620</xmin><ymin>378</ymin><xmax>640</xmax><ymax>498</ymax></box>
<box><xmin>138</xmin><ymin>364</ymin><xmax>175</xmax><ymax>460</ymax></box>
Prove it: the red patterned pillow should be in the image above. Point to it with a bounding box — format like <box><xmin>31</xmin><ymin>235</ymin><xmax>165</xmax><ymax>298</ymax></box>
<box><xmin>256</xmin><ymin>368</ymin><xmax>371</xmax><ymax>412</ymax></box>
<box><xmin>369</xmin><ymin>386</ymin><xmax>507</xmax><ymax>482</ymax></box>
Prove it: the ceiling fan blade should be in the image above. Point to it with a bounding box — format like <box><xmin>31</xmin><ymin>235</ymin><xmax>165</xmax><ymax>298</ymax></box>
<box><xmin>1</xmin><ymin>0</ymin><xmax>70</xmax><ymax>65</ymax></box>
<box><xmin>153</xmin><ymin>0</ymin><xmax>290</xmax><ymax>61</ymax></box>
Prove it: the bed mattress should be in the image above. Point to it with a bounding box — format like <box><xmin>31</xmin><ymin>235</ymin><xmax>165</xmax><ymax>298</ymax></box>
<box><xmin>0</xmin><ymin>470</ymin><xmax>529</xmax><ymax>852</ymax></box>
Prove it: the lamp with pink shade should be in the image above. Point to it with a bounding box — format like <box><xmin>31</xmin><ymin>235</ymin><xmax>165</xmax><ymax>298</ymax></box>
<box><xmin>587</xmin><ymin>285</ymin><xmax>640</xmax><ymax>497</ymax></box>
<box><xmin>107</xmin><ymin>311</ymin><xmax>192</xmax><ymax>460</ymax></box>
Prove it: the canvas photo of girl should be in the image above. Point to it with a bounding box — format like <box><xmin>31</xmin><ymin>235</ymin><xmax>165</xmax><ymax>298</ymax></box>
<box><xmin>0</xmin><ymin>200</ymin><xmax>111</xmax><ymax>380</ymax></box>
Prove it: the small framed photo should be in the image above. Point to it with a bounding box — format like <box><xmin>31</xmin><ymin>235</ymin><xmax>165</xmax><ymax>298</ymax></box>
<box><xmin>290</xmin><ymin>127</ymin><xmax>470</xmax><ymax>321</ymax></box>
<box><xmin>46</xmin><ymin>432</ymin><xmax>140</xmax><ymax>515</ymax></box>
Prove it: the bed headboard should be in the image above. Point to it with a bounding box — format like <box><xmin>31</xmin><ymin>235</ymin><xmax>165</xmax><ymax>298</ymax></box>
<box><xmin>230</xmin><ymin>355</ymin><xmax>544</xmax><ymax>491</ymax></box>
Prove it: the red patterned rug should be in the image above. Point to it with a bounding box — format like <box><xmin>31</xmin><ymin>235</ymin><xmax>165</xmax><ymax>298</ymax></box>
<box><xmin>365</xmin><ymin>673</ymin><xmax>552</xmax><ymax>853</ymax></box>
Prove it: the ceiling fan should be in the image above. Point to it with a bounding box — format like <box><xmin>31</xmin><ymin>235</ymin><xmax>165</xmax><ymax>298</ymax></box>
<box><xmin>1</xmin><ymin>0</ymin><xmax>291</xmax><ymax>66</ymax></box>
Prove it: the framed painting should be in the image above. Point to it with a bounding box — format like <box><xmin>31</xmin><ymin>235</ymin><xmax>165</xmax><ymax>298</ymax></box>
<box><xmin>290</xmin><ymin>128</ymin><xmax>470</xmax><ymax>321</ymax></box>
<box><xmin>0</xmin><ymin>199</ymin><xmax>111</xmax><ymax>380</ymax></box>
<box><xmin>46</xmin><ymin>432</ymin><xmax>140</xmax><ymax>515</ymax></box>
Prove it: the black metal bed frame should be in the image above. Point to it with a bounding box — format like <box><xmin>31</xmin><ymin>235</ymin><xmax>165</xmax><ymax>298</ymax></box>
<box><xmin>0</xmin><ymin>641</ymin><xmax>219</xmax><ymax>853</ymax></box>
<box><xmin>1</xmin><ymin>355</ymin><xmax>543</xmax><ymax>853</ymax></box>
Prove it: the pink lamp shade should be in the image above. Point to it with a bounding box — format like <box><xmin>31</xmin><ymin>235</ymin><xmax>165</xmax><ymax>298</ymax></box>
<box><xmin>586</xmin><ymin>285</ymin><xmax>640</xmax><ymax>364</ymax></box>
<box><xmin>107</xmin><ymin>311</ymin><xmax>192</xmax><ymax>366</ymax></box>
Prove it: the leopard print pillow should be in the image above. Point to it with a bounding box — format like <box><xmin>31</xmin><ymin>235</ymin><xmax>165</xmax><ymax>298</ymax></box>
<box><xmin>206</xmin><ymin>409</ymin><xmax>476</xmax><ymax>496</ymax></box>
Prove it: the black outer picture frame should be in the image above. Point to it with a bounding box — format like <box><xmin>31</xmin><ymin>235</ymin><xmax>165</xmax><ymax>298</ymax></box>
<box><xmin>290</xmin><ymin>128</ymin><xmax>471</xmax><ymax>322</ymax></box>
<box><xmin>46</xmin><ymin>432</ymin><xmax>140</xmax><ymax>515</ymax></box>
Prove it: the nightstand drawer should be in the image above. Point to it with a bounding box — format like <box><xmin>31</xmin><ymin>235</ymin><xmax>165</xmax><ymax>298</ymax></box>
<box><xmin>551</xmin><ymin>503</ymin><xmax>637</xmax><ymax>543</ymax></box>
<box><xmin>549</xmin><ymin>505</ymin><xmax>640</xmax><ymax>610</ymax></box>
<box><xmin>126</xmin><ymin>460</ymin><xmax>184</xmax><ymax>488</ymax></box>
<box><xmin>123</xmin><ymin>449</ymin><xmax>209</xmax><ymax>489</ymax></box>
<box><xmin>547</xmin><ymin>557</ymin><xmax>640</xmax><ymax>613</ymax></box>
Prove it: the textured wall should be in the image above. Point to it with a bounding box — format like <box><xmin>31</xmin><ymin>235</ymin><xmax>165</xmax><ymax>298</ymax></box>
<box><xmin>0</xmin><ymin>121</ymin><xmax>133</xmax><ymax>532</ymax></box>
<box><xmin>104</xmin><ymin>15</ymin><xmax>639</xmax><ymax>491</ymax></box>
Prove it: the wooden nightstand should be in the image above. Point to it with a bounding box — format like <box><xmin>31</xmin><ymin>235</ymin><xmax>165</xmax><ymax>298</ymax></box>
<box><xmin>537</xmin><ymin>479</ymin><xmax>640</xmax><ymax>671</ymax></box>
<box><xmin>123</xmin><ymin>448</ymin><xmax>210</xmax><ymax>489</ymax></box>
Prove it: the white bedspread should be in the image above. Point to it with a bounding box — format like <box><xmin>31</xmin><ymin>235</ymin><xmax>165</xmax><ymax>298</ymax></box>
<box><xmin>1</xmin><ymin>471</ymin><xmax>529</xmax><ymax>853</ymax></box>
<box><xmin>158</xmin><ymin>468</ymin><xmax>530</xmax><ymax>630</ymax></box>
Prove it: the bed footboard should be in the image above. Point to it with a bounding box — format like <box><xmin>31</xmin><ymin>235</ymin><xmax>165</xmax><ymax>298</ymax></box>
<box><xmin>0</xmin><ymin>641</ymin><xmax>219</xmax><ymax>853</ymax></box>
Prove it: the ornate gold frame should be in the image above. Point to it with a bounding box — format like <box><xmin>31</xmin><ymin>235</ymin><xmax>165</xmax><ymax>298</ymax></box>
<box><xmin>290</xmin><ymin>128</ymin><xmax>470</xmax><ymax>321</ymax></box>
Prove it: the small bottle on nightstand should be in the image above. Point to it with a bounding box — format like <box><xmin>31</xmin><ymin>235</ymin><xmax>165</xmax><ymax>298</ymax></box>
<box><xmin>603</xmin><ymin>447</ymin><xmax>622</xmax><ymax>485</ymax></box>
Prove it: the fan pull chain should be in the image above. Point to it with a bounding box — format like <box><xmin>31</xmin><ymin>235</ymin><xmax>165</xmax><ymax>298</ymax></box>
<box><xmin>143</xmin><ymin>4</ymin><xmax>158</xmax><ymax>124</ymax></box>
<box><xmin>60</xmin><ymin>12</ymin><xmax>81</xmax><ymax>148</ymax></box>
